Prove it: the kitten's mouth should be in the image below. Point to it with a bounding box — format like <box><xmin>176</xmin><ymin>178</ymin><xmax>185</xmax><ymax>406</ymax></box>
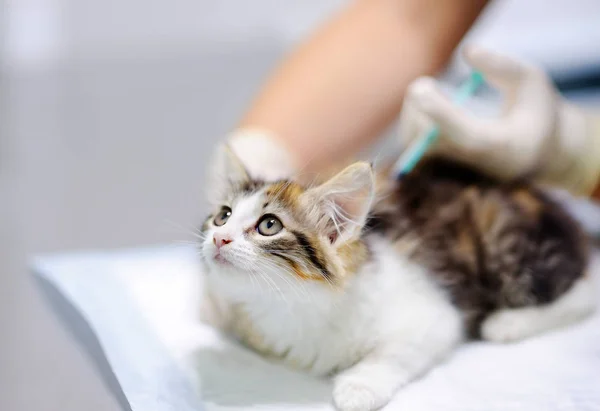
<box><xmin>213</xmin><ymin>252</ymin><xmax>231</xmax><ymax>265</ymax></box>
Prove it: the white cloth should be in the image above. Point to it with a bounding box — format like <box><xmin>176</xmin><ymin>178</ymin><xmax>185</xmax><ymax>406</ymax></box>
<box><xmin>33</xmin><ymin>241</ymin><xmax>600</xmax><ymax>411</ymax></box>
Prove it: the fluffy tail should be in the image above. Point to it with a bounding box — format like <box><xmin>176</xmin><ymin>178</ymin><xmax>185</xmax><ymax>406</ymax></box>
<box><xmin>481</xmin><ymin>265</ymin><xmax>597</xmax><ymax>343</ymax></box>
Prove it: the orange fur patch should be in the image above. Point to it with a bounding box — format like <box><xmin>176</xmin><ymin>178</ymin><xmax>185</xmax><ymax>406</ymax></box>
<box><xmin>266</xmin><ymin>182</ymin><xmax>304</xmax><ymax>209</ymax></box>
<box><xmin>467</xmin><ymin>189</ymin><xmax>501</xmax><ymax>232</ymax></box>
<box><xmin>512</xmin><ymin>189</ymin><xmax>542</xmax><ymax>216</ymax></box>
<box><xmin>455</xmin><ymin>227</ymin><xmax>477</xmax><ymax>271</ymax></box>
<box><xmin>457</xmin><ymin>228</ymin><xmax>474</xmax><ymax>255</ymax></box>
<box><xmin>338</xmin><ymin>240</ymin><xmax>369</xmax><ymax>278</ymax></box>
<box><xmin>287</xmin><ymin>258</ymin><xmax>326</xmax><ymax>282</ymax></box>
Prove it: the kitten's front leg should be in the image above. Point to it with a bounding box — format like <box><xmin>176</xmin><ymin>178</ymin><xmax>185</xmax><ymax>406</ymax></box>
<box><xmin>333</xmin><ymin>318</ymin><xmax>462</xmax><ymax>411</ymax></box>
<box><xmin>333</xmin><ymin>356</ymin><xmax>403</xmax><ymax>411</ymax></box>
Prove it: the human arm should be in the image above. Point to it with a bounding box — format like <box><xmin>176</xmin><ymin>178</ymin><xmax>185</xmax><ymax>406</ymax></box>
<box><xmin>592</xmin><ymin>179</ymin><xmax>600</xmax><ymax>201</ymax></box>
<box><xmin>230</xmin><ymin>0</ymin><xmax>489</xmax><ymax>178</ymax></box>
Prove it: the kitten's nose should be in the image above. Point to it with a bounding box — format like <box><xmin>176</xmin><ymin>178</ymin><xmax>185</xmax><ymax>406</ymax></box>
<box><xmin>213</xmin><ymin>234</ymin><xmax>233</xmax><ymax>249</ymax></box>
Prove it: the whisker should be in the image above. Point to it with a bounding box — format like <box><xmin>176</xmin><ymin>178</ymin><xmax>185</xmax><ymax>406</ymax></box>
<box><xmin>237</xmin><ymin>251</ymin><xmax>316</xmax><ymax>304</ymax></box>
<box><xmin>250</xmin><ymin>265</ymin><xmax>289</xmax><ymax>307</ymax></box>
<box><xmin>254</xmin><ymin>248</ymin><xmax>335</xmax><ymax>294</ymax></box>
<box><xmin>163</xmin><ymin>220</ymin><xmax>208</xmax><ymax>240</ymax></box>
<box><xmin>260</xmin><ymin>260</ymin><xmax>314</xmax><ymax>303</ymax></box>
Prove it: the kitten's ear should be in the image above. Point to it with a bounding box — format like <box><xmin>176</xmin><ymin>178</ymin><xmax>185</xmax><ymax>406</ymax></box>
<box><xmin>302</xmin><ymin>162</ymin><xmax>375</xmax><ymax>245</ymax></box>
<box><xmin>208</xmin><ymin>143</ymin><xmax>250</xmax><ymax>197</ymax></box>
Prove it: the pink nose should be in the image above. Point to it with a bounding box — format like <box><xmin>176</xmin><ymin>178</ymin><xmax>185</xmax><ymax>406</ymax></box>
<box><xmin>213</xmin><ymin>234</ymin><xmax>233</xmax><ymax>249</ymax></box>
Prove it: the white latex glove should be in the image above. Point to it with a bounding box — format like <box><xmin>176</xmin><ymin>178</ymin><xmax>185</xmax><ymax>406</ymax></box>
<box><xmin>399</xmin><ymin>46</ymin><xmax>600</xmax><ymax>197</ymax></box>
<box><xmin>225</xmin><ymin>128</ymin><xmax>297</xmax><ymax>181</ymax></box>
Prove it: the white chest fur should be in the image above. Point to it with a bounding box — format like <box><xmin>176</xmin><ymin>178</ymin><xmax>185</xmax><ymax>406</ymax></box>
<box><xmin>205</xmin><ymin>237</ymin><xmax>465</xmax><ymax>377</ymax></box>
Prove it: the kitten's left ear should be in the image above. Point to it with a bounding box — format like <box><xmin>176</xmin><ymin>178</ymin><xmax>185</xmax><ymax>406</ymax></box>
<box><xmin>208</xmin><ymin>143</ymin><xmax>250</xmax><ymax>197</ymax></box>
<box><xmin>301</xmin><ymin>162</ymin><xmax>375</xmax><ymax>245</ymax></box>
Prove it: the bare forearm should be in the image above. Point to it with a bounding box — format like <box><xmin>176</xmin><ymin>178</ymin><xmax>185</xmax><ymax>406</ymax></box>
<box><xmin>593</xmin><ymin>184</ymin><xmax>600</xmax><ymax>201</ymax></box>
<box><xmin>240</xmin><ymin>0</ymin><xmax>488</xmax><ymax>173</ymax></box>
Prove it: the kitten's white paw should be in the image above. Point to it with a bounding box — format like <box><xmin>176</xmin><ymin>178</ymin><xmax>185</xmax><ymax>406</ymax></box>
<box><xmin>333</xmin><ymin>376</ymin><xmax>391</xmax><ymax>411</ymax></box>
<box><xmin>481</xmin><ymin>309</ymin><xmax>536</xmax><ymax>343</ymax></box>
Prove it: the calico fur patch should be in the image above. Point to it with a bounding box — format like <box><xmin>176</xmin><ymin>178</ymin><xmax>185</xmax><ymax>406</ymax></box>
<box><xmin>367</xmin><ymin>158</ymin><xmax>588</xmax><ymax>336</ymax></box>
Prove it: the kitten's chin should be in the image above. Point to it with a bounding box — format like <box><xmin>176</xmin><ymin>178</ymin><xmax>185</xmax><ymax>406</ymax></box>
<box><xmin>205</xmin><ymin>250</ymin><xmax>243</xmax><ymax>271</ymax></box>
<box><xmin>212</xmin><ymin>255</ymin><xmax>245</xmax><ymax>272</ymax></box>
<box><xmin>213</xmin><ymin>253</ymin><xmax>231</xmax><ymax>266</ymax></box>
<box><xmin>203</xmin><ymin>244</ymin><xmax>234</xmax><ymax>268</ymax></box>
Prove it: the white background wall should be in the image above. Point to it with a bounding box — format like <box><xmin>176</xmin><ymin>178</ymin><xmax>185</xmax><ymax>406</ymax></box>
<box><xmin>4</xmin><ymin>0</ymin><xmax>600</xmax><ymax>254</ymax></box>
<box><xmin>5</xmin><ymin>0</ymin><xmax>345</xmax><ymax>254</ymax></box>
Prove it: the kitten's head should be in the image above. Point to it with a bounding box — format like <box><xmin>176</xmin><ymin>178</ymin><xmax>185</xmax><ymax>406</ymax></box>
<box><xmin>200</xmin><ymin>144</ymin><xmax>374</xmax><ymax>297</ymax></box>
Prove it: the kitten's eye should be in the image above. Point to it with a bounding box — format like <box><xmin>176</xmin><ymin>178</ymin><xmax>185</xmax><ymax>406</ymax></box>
<box><xmin>213</xmin><ymin>206</ymin><xmax>232</xmax><ymax>226</ymax></box>
<box><xmin>257</xmin><ymin>214</ymin><xmax>283</xmax><ymax>236</ymax></box>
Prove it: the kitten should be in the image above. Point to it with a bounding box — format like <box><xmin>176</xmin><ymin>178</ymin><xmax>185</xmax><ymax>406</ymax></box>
<box><xmin>199</xmin><ymin>145</ymin><xmax>596</xmax><ymax>411</ymax></box>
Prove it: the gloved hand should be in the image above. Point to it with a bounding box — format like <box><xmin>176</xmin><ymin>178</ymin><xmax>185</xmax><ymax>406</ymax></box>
<box><xmin>225</xmin><ymin>128</ymin><xmax>298</xmax><ymax>181</ymax></box>
<box><xmin>398</xmin><ymin>45</ymin><xmax>600</xmax><ymax>197</ymax></box>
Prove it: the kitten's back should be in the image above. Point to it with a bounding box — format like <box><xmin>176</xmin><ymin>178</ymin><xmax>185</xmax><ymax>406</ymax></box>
<box><xmin>369</xmin><ymin>157</ymin><xmax>592</xmax><ymax>338</ymax></box>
